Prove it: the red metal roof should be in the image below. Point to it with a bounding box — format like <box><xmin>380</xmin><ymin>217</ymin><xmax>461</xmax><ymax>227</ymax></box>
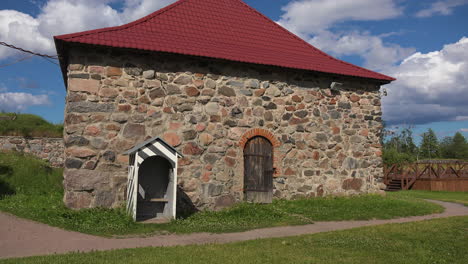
<box><xmin>55</xmin><ymin>0</ymin><xmax>394</xmax><ymax>82</ymax></box>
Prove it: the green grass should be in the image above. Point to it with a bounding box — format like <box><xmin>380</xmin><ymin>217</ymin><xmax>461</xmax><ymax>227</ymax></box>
<box><xmin>0</xmin><ymin>113</ymin><xmax>63</xmax><ymax>138</ymax></box>
<box><xmin>389</xmin><ymin>190</ymin><xmax>468</xmax><ymax>206</ymax></box>
<box><xmin>2</xmin><ymin>216</ymin><xmax>467</xmax><ymax>264</ymax></box>
<box><xmin>0</xmin><ymin>152</ymin><xmax>63</xmax><ymax>195</ymax></box>
<box><xmin>0</xmin><ymin>152</ymin><xmax>156</xmax><ymax>237</ymax></box>
<box><xmin>149</xmin><ymin>194</ymin><xmax>443</xmax><ymax>234</ymax></box>
<box><xmin>0</xmin><ymin>152</ymin><xmax>444</xmax><ymax>237</ymax></box>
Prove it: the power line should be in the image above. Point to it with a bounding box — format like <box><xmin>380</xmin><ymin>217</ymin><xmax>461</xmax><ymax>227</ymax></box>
<box><xmin>0</xmin><ymin>41</ymin><xmax>58</xmax><ymax>60</ymax></box>
<box><xmin>42</xmin><ymin>57</ymin><xmax>59</xmax><ymax>66</ymax></box>
<box><xmin>0</xmin><ymin>55</ymin><xmax>34</xmax><ymax>68</ymax></box>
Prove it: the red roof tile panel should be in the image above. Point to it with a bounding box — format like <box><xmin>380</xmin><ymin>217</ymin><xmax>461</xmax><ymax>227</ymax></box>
<box><xmin>55</xmin><ymin>0</ymin><xmax>395</xmax><ymax>82</ymax></box>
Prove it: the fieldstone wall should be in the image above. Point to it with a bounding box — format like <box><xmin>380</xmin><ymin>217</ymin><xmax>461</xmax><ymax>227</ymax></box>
<box><xmin>63</xmin><ymin>44</ymin><xmax>385</xmax><ymax>210</ymax></box>
<box><xmin>0</xmin><ymin>136</ymin><xmax>64</xmax><ymax>167</ymax></box>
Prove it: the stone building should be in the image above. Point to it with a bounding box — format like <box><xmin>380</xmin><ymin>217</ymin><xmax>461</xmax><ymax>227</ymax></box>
<box><xmin>54</xmin><ymin>0</ymin><xmax>394</xmax><ymax>213</ymax></box>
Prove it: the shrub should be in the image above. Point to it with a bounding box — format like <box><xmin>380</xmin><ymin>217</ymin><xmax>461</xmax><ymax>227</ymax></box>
<box><xmin>383</xmin><ymin>148</ymin><xmax>416</xmax><ymax>165</ymax></box>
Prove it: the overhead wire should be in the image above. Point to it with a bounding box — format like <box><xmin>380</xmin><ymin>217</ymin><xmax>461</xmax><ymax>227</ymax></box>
<box><xmin>0</xmin><ymin>41</ymin><xmax>60</xmax><ymax>67</ymax></box>
<box><xmin>0</xmin><ymin>42</ymin><xmax>58</xmax><ymax>59</ymax></box>
<box><xmin>0</xmin><ymin>55</ymin><xmax>34</xmax><ymax>68</ymax></box>
<box><xmin>41</xmin><ymin>57</ymin><xmax>60</xmax><ymax>66</ymax></box>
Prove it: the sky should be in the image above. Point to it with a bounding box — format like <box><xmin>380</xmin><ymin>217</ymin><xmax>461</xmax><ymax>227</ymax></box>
<box><xmin>0</xmin><ymin>0</ymin><xmax>467</xmax><ymax>141</ymax></box>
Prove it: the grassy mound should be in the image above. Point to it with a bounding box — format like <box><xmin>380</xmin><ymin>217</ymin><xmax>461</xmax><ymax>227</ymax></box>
<box><xmin>0</xmin><ymin>113</ymin><xmax>63</xmax><ymax>138</ymax></box>
<box><xmin>0</xmin><ymin>152</ymin><xmax>444</xmax><ymax>237</ymax></box>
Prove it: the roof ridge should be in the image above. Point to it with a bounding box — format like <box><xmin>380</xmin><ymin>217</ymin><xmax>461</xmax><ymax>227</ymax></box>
<box><xmin>56</xmin><ymin>0</ymin><xmax>189</xmax><ymax>41</ymax></box>
<box><xmin>234</xmin><ymin>0</ymin><xmax>394</xmax><ymax>80</ymax></box>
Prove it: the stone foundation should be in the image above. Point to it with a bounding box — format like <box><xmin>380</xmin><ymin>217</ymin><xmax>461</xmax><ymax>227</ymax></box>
<box><xmin>63</xmin><ymin>44</ymin><xmax>385</xmax><ymax>210</ymax></box>
<box><xmin>0</xmin><ymin>136</ymin><xmax>64</xmax><ymax>167</ymax></box>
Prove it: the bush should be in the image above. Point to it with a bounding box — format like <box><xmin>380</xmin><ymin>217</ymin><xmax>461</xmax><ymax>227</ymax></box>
<box><xmin>383</xmin><ymin>148</ymin><xmax>415</xmax><ymax>165</ymax></box>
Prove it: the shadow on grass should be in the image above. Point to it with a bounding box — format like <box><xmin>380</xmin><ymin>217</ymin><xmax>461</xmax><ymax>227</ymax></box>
<box><xmin>0</xmin><ymin>165</ymin><xmax>15</xmax><ymax>197</ymax></box>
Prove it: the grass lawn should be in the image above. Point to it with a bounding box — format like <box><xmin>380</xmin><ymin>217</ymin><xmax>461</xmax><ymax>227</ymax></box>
<box><xmin>2</xmin><ymin>216</ymin><xmax>467</xmax><ymax>264</ymax></box>
<box><xmin>0</xmin><ymin>152</ymin><xmax>444</xmax><ymax>237</ymax></box>
<box><xmin>390</xmin><ymin>190</ymin><xmax>468</xmax><ymax>206</ymax></box>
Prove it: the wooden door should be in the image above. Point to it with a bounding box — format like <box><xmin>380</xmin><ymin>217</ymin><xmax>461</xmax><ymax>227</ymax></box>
<box><xmin>244</xmin><ymin>136</ymin><xmax>273</xmax><ymax>202</ymax></box>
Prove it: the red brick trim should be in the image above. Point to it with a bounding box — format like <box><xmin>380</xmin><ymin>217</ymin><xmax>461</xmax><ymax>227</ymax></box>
<box><xmin>240</xmin><ymin>128</ymin><xmax>282</xmax><ymax>176</ymax></box>
<box><xmin>239</xmin><ymin>128</ymin><xmax>280</xmax><ymax>149</ymax></box>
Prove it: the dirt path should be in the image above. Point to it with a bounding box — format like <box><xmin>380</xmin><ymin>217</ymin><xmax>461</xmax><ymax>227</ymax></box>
<box><xmin>1</xmin><ymin>200</ymin><xmax>468</xmax><ymax>260</ymax></box>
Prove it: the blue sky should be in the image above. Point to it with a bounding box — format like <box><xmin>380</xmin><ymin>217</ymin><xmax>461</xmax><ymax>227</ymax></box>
<box><xmin>0</xmin><ymin>0</ymin><xmax>467</xmax><ymax>141</ymax></box>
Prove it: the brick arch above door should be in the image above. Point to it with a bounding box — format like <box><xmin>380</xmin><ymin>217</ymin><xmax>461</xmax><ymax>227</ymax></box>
<box><xmin>239</xmin><ymin>128</ymin><xmax>281</xmax><ymax>149</ymax></box>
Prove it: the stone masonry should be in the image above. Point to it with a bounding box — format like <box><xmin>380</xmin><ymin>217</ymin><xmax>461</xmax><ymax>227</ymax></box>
<box><xmin>63</xmin><ymin>44</ymin><xmax>385</xmax><ymax>210</ymax></box>
<box><xmin>0</xmin><ymin>136</ymin><xmax>64</xmax><ymax>167</ymax></box>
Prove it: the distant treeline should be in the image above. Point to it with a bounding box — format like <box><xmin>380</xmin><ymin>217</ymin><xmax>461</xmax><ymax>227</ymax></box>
<box><xmin>0</xmin><ymin>113</ymin><xmax>63</xmax><ymax>138</ymax></box>
<box><xmin>383</xmin><ymin>127</ymin><xmax>468</xmax><ymax>165</ymax></box>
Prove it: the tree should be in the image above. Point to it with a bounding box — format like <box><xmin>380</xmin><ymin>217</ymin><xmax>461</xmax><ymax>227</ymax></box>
<box><xmin>419</xmin><ymin>129</ymin><xmax>439</xmax><ymax>159</ymax></box>
<box><xmin>439</xmin><ymin>136</ymin><xmax>454</xmax><ymax>159</ymax></box>
<box><xmin>384</xmin><ymin>127</ymin><xmax>417</xmax><ymax>153</ymax></box>
<box><xmin>452</xmin><ymin>132</ymin><xmax>468</xmax><ymax>159</ymax></box>
<box><xmin>400</xmin><ymin>128</ymin><xmax>418</xmax><ymax>155</ymax></box>
<box><xmin>382</xmin><ymin>126</ymin><xmax>418</xmax><ymax>165</ymax></box>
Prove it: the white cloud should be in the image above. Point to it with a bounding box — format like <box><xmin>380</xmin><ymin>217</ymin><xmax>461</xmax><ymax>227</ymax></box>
<box><xmin>36</xmin><ymin>0</ymin><xmax>122</xmax><ymax>40</ymax></box>
<box><xmin>461</xmin><ymin>128</ymin><xmax>468</xmax><ymax>132</ymax></box>
<box><xmin>277</xmin><ymin>0</ymin><xmax>411</xmax><ymax>71</ymax></box>
<box><xmin>278</xmin><ymin>0</ymin><xmax>402</xmax><ymax>34</ymax></box>
<box><xmin>121</xmin><ymin>0</ymin><xmax>176</xmax><ymax>22</ymax></box>
<box><xmin>0</xmin><ymin>92</ymin><xmax>50</xmax><ymax>112</ymax></box>
<box><xmin>416</xmin><ymin>0</ymin><xmax>468</xmax><ymax>18</ymax></box>
<box><xmin>382</xmin><ymin>37</ymin><xmax>468</xmax><ymax>125</ymax></box>
<box><xmin>0</xmin><ymin>0</ymin><xmax>176</xmax><ymax>60</ymax></box>
<box><xmin>278</xmin><ymin>0</ymin><xmax>402</xmax><ymax>36</ymax></box>
<box><xmin>308</xmin><ymin>30</ymin><xmax>415</xmax><ymax>71</ymax></box>
<box><xmin>0</xmin><ymin>10</ymin><xmax>52</xmax><ymax>59</ymax></box>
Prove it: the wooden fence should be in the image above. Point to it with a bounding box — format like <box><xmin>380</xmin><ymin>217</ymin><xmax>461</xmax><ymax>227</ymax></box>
<box><xmin>383</xmin><ymin>161</ymin><xmax>468</xmax><ymax>192</ymax></box>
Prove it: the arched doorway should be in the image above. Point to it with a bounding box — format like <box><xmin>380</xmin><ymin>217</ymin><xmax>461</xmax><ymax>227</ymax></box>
<box><xmin>137</xmin><ymin>156</ymin><xmax>172</xmax><ymax>221</ymax></box>
<box><xmin>244</xmin><ymin>136</ymin><xmax>273</xmax><ymax>203</ymax></box>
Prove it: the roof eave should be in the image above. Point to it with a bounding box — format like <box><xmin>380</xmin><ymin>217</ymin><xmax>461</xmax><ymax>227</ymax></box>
<box><xmin>123</xmin><ymin>136</ymin><xmax>184</xmax><ymax>158</ymax></box>
<box><xmin>54</xmin><ymin>37</ymin><xmax>69</xmax><ymax>89</ymax></box>
<box><xmin>54</xmin><ymin>39</ymin><xmax>396</xmax><ymax>84</ymax></box>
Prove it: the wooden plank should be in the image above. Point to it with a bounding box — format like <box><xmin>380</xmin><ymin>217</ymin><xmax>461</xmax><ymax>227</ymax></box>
<box><xmin>412</xmin><ymin>179</ymin><xmax>468</xmax><ymax>192</ymax></box>
<box><xmin>149</xmin><ymin>198</ymin><xmax>169</xmax><ymax>202</ymax></box>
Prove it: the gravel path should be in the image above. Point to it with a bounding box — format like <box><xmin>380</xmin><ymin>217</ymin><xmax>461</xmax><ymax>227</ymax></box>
<box><xmin>1</xmin><ymin>200</ymin><xmax>468</xmax><ymax>259</ymax></box>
